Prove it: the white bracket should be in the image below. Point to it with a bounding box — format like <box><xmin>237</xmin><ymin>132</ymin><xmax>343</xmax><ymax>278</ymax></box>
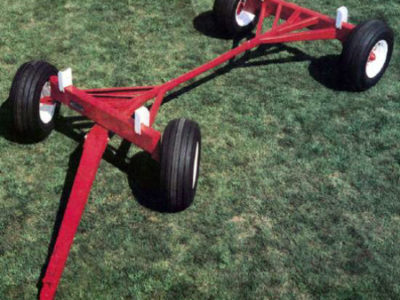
<box><xmin>58</xmin><ymin>68</ymin><xmax>73</xmax><ymax>92</ymax></box>
<box><xmin>336</xmin><ymin>6</ymin><xmax>348</xmax><ymax>29</ymax></box>
<box><xmin>134</xmin><ymin>106</ymin><xmax>150</xmax><ymax>135</ymax></box>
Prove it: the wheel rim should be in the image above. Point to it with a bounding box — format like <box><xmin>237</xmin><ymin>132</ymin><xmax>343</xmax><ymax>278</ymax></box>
<box><xmin>365</xmin><ymin>40</ymin><xmax>389</xmax><ymax>79</ymax></box>
<box><xmin>192</xmin><ymin>142</ymin><xmax>200</xmax><ymax>189</ymax></box>
<box><xmin>235</xmin><ymin>0</ymin><xmax>257</xmax><ymax>27</ymax></box>
<box><xmin>39</xmin><ymin>81</ymin><xmax>56</xmax><ymax>124</ymax></box>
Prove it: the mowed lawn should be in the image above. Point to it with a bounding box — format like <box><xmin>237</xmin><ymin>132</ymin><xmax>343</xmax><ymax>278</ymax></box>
<box><xmin>0</xmin><ymin>0</ymin><xmax>399</xmax><ymax>298</ymax></box>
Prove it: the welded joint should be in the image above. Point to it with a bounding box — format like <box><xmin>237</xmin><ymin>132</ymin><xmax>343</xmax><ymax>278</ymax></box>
<box><xmin>58</xmin><ymin>68</ymin><xmax>73</xmax><ymax>92</ymax></box>
<box><xmin>134</xmin><ymin>106</ymin><xmax>150</xmax><ymax>135</ymax></box>
<box><xmin>336</xmin><ymin>6</ymin><xmax>348</xmax><ymax>29</ymax></box>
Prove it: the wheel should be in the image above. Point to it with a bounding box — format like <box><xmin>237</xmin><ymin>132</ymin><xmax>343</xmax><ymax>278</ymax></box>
<box><xmin>213</xmin><ymin>0</ymin><xmax>260</xmax><ymax>36</ymax></box>
<box><xmin>160</xmin><ymin>119</ymin><xmax>201</xmax><ymax>212</ymax></box>
<box><xmin>9</xmin><ymin>61</ymin><xmax>59</xmax><ymax>141</ymax></box>
<box><xmin>340</xmin><ymin>20</ymin><xmax>394</xmax><ymax>91</ymax></box>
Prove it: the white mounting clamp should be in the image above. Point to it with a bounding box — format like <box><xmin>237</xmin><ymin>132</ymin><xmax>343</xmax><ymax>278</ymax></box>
<box><xmin>58</xmin><ymin>68</ymin><xmax>73</xmax><ymax>92</ymax></box>
<box><xmin>134</xmin><ymin>106</ymin><xmax>150</xmax><ymax>135</ymax></box>
<box><xmin>336</xmin><ymin>6</ymin><xmax>349</xmax><ymax>29</ymax></box>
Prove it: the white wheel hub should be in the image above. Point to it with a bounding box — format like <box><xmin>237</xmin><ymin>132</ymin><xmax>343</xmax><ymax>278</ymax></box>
<box><xmin>366</xmin><ymin>40</ymin><xmax>388</xmax><ymax>79</ymax></box>
<box><xmin>39</xmin><ymin>81</ymin><xmax>56</xmax><ymax>124</ymax></box>
<box><xmin>235</xmin><ymin>0</ymin><xmax>256</xmax><ymax>27</ymax></box>
<box><xmin>192</xmin><ymin>142</ymin><xmax>200</xmax><ymax>189</ymax></box>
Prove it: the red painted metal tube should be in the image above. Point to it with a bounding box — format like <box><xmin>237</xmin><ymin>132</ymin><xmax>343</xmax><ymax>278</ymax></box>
<box><xmin>84</xmin><ymin>86</ymin><xmax>156</xmax><ymax>93</ymax></box>
<box><xmin>40</xmin><ymin>125</ymin><xmax>109</xmax><ymax>300</ymax></box>
<box><xmin>273</xmin><ymin>16</ymin><xmax>319</xmax><ymax>34</ymax></box>
<box><xmin>260</xmin><ymin>28</ymin><xmax>337</xmax><ymax>43</ymax></box>
<box><xmin>159</xmin><ymin>40</ymin><xmax>258</xmax><ymax>92</ymax></box>
<box><xmin>272</xmin><ymin>3</ymin><xmax>283</xmax><ymax>29</ymax></box>
<box><xmin>268</xmin><ymin>0</ymin><xmax>353</xmax><ymax>30</ymax></box>
<box><xmin>50</xmin><ymin>77</ymin><xmax>161</xmax><ymax>155</ymax></box>
<box><xmin>286</xmin><ymin>9</ymin><xmax>301</xmax><ymax>24</ymax></box>
<box><xmin>150</xmin><ymin>88</ymin><xmax>168</xmax><ymax>126</ymax></box>
<box><xmin>256</xmin><ymin>0</ymin><xmax>269</xmax><ymax>36</ymax></box>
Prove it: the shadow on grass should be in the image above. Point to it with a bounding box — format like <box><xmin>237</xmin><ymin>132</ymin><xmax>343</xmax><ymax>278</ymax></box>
<box><xmin>193</xmin><ymin>11</ymin><xmax>233</xmax><ymax>40</ymax></box>
<box><xmin>0</xmin><ymin>98</ymin><xmax>20</xmax><ymax>143</ymax></box>
<box><xmin>53</xmin><ymin>115</ymin><xmax>166</xmax><ymax>211</ymax></box>
<box><xmin>127</xmin><ymin>152</ymin><xmax>167</xmax><ymax>212</ymax></box>
<box><xmin>53</xmin><ymin>115</ymin><xmax>167</xmax><ymax>210</ymax></box>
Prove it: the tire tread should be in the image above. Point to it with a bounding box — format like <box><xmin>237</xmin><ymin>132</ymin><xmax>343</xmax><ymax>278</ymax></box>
<box><xmin>10</xmin><ymin>61</ymin><xmax>59</xmax><ymax>141</ymax></box>
<box><xmin>160</xmin><ymin>118</ymin><xmax>201</xmax><ymax>212</ymax></box>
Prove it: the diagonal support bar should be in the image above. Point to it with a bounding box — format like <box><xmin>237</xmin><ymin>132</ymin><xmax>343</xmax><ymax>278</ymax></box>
<box><xmin>286</xmin><ymin>9</ymin><xmax>301</xmax><ymax>24</ymax></box>
<box><xmin>274</xmin><ymin>16</ymin><xmax>320</xmax><ymax>35</ymax></box>
<box><xmin>256</xmin><ymin>0</ymin><xmax>269</xmax><ymax>36</ymax></box>
<box><xmin>260</xmin><ymin>28</ymin><xmax>337</xmax><ymax>44</ymax></box>
<box><xmin>40</xmin><ymin>125</ymin><xmax>109</xmax><ymax>300</ymax></box>
<box><xmin>272</xmin><ymin>3</ymin><xmax>283</xmax><ymax>30</ymax></box>
<box><xmin>149</xmin><ymin>88</ymin><xmax>168</xmax><ymax>126</ymax></box>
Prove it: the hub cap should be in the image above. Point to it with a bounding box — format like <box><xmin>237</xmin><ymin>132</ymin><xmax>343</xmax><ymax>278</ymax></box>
<box><xmin>235</xmin><ymin>0</ymin><xmax>257</xmax><ymax>27</ymax></box>
<box><xmin>366</xmin><ymin>40</ymin><xmax>389</xmax><ymax>79</ymax></box>
<box><xmin>39</xmin><ymin>82</ymin><xmax>56</xmax><ymax>124</ymax></box>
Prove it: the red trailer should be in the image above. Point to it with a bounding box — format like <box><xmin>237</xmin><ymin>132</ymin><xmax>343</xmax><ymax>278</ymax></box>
<box><xmin>8</xmin><ymin>0</ymin><xmax>394</xmax><ymax>298</ymax></box>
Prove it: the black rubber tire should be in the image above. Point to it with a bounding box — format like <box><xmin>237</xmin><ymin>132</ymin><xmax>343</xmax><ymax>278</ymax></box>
<box><xmin>9</xmin><ymin>61</ymin><xmax>59</xmax><ymax>142</ymax></box>
<box><xmin>340</xmin><ymin>20</ymin><xmax>394</xmax><ymax>91</ymax></box>
<box><xmin>213</xmin><ymin>0</ymin><xmax>260</xmax><ymax>37</ymax></box>
<box><xmin>160</xmin><ymin>119</ymin><xmax>201</xmax><ymax>212</ymax></box>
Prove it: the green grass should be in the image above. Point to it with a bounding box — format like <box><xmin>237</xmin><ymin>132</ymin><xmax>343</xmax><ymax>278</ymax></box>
<box><xmin>1</xmin><ymin>0</ymin><xmax>400</xmax><ymax>298</ymax></box>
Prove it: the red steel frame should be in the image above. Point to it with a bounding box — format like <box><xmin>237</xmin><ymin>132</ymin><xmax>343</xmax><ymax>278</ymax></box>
<box><xmin>39</xmin><ymin>1</ymin><xmax>355</xmax><ymax>298</ymax></box>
